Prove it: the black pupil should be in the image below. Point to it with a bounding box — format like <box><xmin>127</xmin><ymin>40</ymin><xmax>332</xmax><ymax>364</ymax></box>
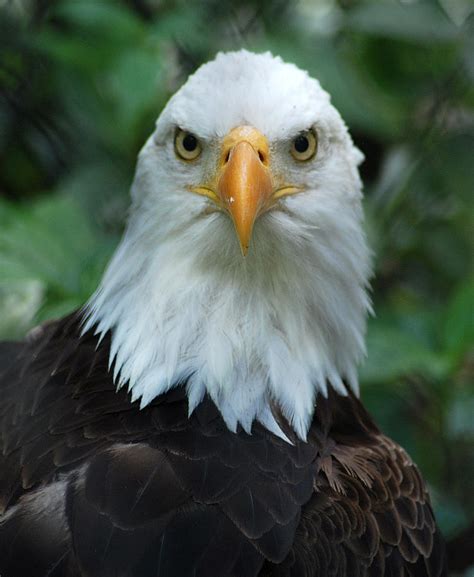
<box><xmin>183</xmin><ymin>133</ymin><xmax>197</xmax><ymax>152</ymax></box>
<box><xmin>294</xmin><ymin>135</ymin><xmax>309</xmax><ymax>153</ymax></box>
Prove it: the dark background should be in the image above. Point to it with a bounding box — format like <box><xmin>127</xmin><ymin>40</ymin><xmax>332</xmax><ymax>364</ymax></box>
<box><xmin>0</xmin><ymin>1</ymin><xmax>473</xmax><ymax>573</ymax></box>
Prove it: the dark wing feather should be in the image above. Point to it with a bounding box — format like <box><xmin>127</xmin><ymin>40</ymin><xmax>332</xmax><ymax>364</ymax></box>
<box><xmin>0</xmin><ymin>314</ymin><xmax>447</xmax><ymax>577</ymax></box>
<box><xmin>260</xmin><ymin>392</ymin><xmax>447</xmax><ymax>577</ymax></box>
<box><xmin>0</xmin><ymin>314</ymin><xmax>311</xmax><ymax>576</ymax></box>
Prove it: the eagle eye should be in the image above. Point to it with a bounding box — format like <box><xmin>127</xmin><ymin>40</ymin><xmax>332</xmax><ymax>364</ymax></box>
<box><xmin>175</xmin><ymin>129</ymin><xmax>202</xmax><ymax>161</ymax></box>
<box><xmin>291</xmin><ymin>130</ymin><xmax>317</xmax><ymax>162</ymax></box>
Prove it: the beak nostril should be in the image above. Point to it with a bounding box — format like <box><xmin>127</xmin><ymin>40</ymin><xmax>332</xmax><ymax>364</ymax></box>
<box><xmin>258</xmin><ymin>150</ymin><xmax>266</xmax><ymax>164</ymax></box>
<box><xmin>224</xmin><ymin>150</ymin><xmax>231</xmax><ymax>164</ymax></box>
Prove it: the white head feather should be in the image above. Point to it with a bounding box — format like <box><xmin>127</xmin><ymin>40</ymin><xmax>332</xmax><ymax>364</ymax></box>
<box><xmin>84</xmin><ymin>50</ymin><xmax>372</xmax><ymax>441</ymax></box>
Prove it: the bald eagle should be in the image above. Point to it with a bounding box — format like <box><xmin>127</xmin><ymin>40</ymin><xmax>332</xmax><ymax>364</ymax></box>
<box><xmin>0</xmin><ymin>51</ymin><xmax>447</xmax><ymax>577</ymax></box>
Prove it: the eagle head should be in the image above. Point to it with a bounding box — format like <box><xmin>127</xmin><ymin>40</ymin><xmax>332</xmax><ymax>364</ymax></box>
<box><xmin>85</xmin><ymin>51</ymin><xmax>372</xmax><ymax>440</ymax></box>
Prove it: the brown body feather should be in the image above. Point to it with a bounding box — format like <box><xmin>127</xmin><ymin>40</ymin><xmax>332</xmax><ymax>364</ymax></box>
<box><xmin>0</xmin><ymin>313</ymin><xmax>447</xmax><ymax>576</ymax></box>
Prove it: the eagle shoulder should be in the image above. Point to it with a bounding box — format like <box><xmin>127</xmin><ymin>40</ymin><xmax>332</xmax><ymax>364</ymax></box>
<box><xmin>265</xmin><ymin>393</ymin><xmax>447</xmax><ymax>576</ymax></box>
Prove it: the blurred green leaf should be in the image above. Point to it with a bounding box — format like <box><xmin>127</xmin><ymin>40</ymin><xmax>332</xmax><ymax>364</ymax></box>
<box><xmin>361</xmin><ymin>319</ymin><xmax>448</xmax><ymax>385</ymax></box>
<box><xmin>0</xmin><ymin>195</ymin><xmax>115</xmax><ymax>337</ymax></box>
<box><xmin>0</xmin><ymin>280</ymin><xmax>44</xmax><ymax>338</ymax></box>
<box><xmin>446</xmin><ymin>388</ymin><xmax>474</xmax><ymax>439</ymax></box>
<box><xmin>52</xmin><ymin>0</ymin><xmax>144</xmax><ymax>42</ymax></box>
<box><xmin>431</xmin><ymin>488</ymin><xmax>471</xmax><ymax>537</ymax></box>
<box><xmin>443</xmin><ymin>279</ymin><xmax>474</xmax><ymax>362</ymax></box>
<box><xmin>345</xmin><ymin>2</ymin><xmax>459</xmax><ymax>43</ymax></box>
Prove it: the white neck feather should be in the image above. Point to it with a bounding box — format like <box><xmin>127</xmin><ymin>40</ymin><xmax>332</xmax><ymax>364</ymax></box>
<box><xmin>85</xmin><ymin>188</ymin><xmax>370</xmax><ymax>442</ymax></box>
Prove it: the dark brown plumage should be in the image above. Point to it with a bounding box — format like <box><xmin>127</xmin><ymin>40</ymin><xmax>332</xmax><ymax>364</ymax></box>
<box><xmin>0</xmin><ymin>312</ymin><xmax>447</xmax><ymax>576</ymax></box>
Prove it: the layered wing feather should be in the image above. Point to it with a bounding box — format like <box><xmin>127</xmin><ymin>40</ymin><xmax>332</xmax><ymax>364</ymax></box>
<box><xmin>0</xmin><ymin>313</ymin><xmax>447</xmax><ymax>576</ymax></box>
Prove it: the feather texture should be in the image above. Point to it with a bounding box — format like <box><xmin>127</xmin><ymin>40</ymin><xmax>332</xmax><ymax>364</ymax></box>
<box><xmin>0</xmin><ymin>314</ymin><xmax>447</xmax><ymax>576</ymax></box>
<box><xmin>84</xmin><ymin>50</ymin><xmax>372</xmax><ymax>439</ymax></box>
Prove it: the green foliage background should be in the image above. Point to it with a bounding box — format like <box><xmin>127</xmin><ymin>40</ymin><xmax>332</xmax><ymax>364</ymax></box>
<box><xmin>0</xmin><ymin>0</ymin><xmax>473</xmax><ymax>572</ymax></box>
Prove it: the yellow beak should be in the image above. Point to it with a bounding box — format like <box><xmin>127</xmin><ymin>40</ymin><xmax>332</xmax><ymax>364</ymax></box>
<box><xmin>217</xmin><ymin>127</ymin><xmax>273</xmax><ymax>255</ymax></box>
<box><xmin>190</xmin><ymin>125</ymin><xmax>301</xmax><ymax>256</ymax></box>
